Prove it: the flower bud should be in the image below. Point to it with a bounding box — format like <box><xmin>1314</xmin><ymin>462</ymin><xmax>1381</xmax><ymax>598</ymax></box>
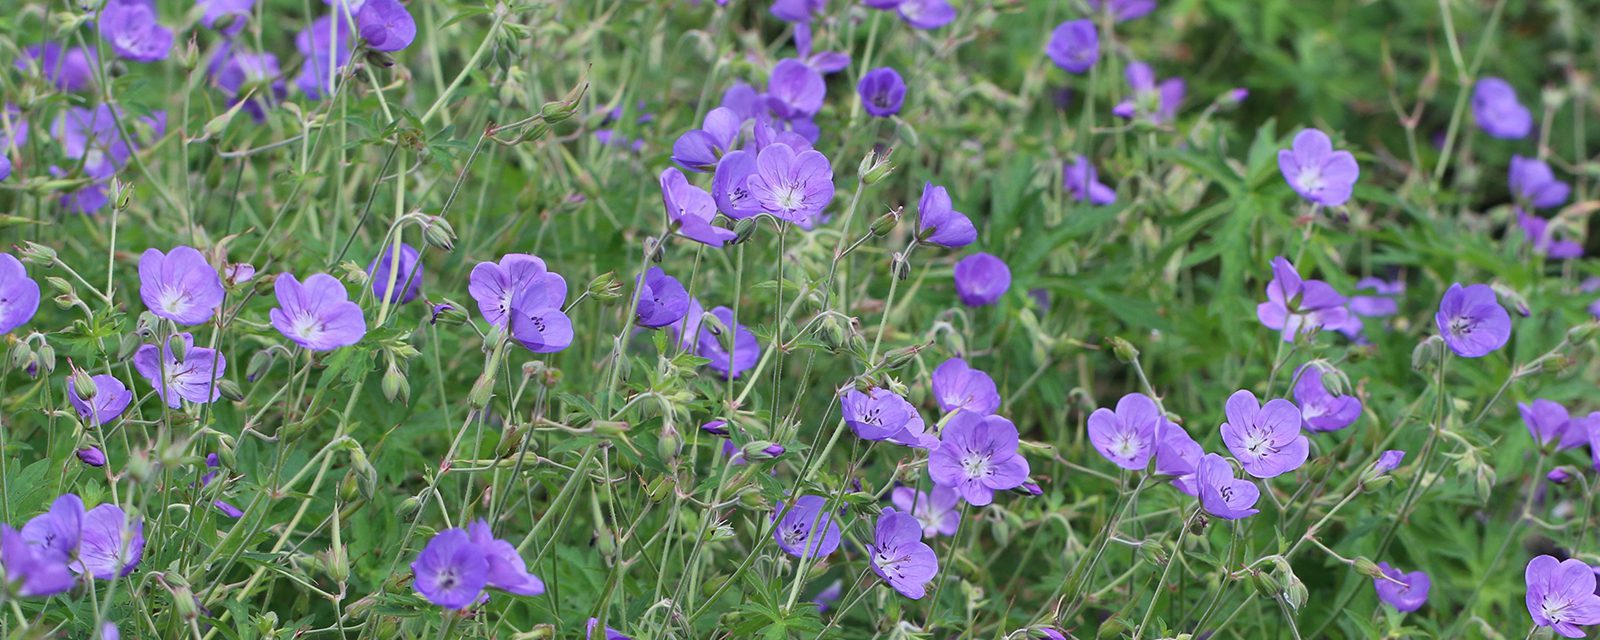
<box><xmin>587</xmin><ymin>272</ymin><xmax>624</xmax><ymax>300</ymax></box>
<box><xmin>733</xmin><ymin>217</ymin><xmax>759</xmax><ymax>245</ymax></box>
<box><xmin>592</xmin><ymin>420</ymin><xmax>629</xmax><ymax>436</ymax></box>
<box><xmin>1411</xmin><ymin>335</ymin><xmax>1444</xmax><ymax>372</ymax></box>
<box><xmin>35</xmin><ymin>343</ymin><xmax>54</xmax><ymax>374</ymax></box>
<box><xmin>18</xmin><ymin>241</ymin><xmax>57</xmax><ymax>266</ymax></box>
<box><xmin>860</xmin><ymin>147</ymin><xmax>896</xmax><ymax>185</ymax></box>
<box><xmin>700</xmin><ymin>420</ymin><xmax>729</xmax><ymax>437</ymax></box>
<box><xmin>77</xmin><ymin>447</ymin><xmax>107</xmax><ymax>467</ymax></box>
<box><xmin>117</xmin><ymin>332</ymin><xmax>142</xmax><ymax>360</ymax></box>
<box><xmin>1352</xmin><ymin>556</ymin><xmax>1382</xmax><ymax>578</ymax></box>
<box><xmin>1138</xmin><ymin>539</ymin><xmax>1168</xmax><ymax>567</ymax></box>
<box><xmin>539</xmin><ymin>99</ymin><xmax>579</xmax><ymax>123</ymax></box>
<box><xmin>70</xmin><ymin>368</ymin><xmax>97</xmax><ymax>399</ymax></box>
<box><xmin>1106</xmin><ymin>336</ymin><xmax>1140</xmax><ymax>364</ymax></box>
<box><xmin>468</xmin><ymin>372</ymin><xmax>497</xmax><ymax>408</ymax></box>
<box><xmin>7</xmin><ymin>343</ymin><xmax>30</xmax><ymax>372</ymax></box>
<box><xmin>1548</xmin><ymin>467</ymin><xmax>1575</xmax><ymax>485</ymax></box>
<box><xmin>365</xmin><ymin>48</ymin><xmax>396</xmax><ymax>68</ymax></box>
<box><xmin>218</xmin><ymin>379</ymin><xmax>245</xmax><ymax>402</ymax></box>
<box><xmin>657</xmin><ymin>425</ymin><xmax>682</xmax><ymax>467</ymax></box>
<box><xmin>382</xmin><ymin>363</ymin><xmax>410</xmax><ymax>405</ymax></box>
<box><xmin>1491</xmin><ymin>282</ymin><xmax>1531</xmax><ymax>317</ymax></box>
<box><xmin>423</xmin><ymin>217</ymin><xmax>456</xmax><ymax>252</ymax></box>
<box><xmin>431</xmin><ymin>301</ymin><xmax>468</xmax><ymax>326</ymax></box>
<box><xmin>741</xmin><ymin>441</ymin><xmax>785</xmax><ymax>461</ymax></box>
<box><xmin>646</xmin><ymin>475</ymin><xmax>673</xmax><ymax>502</ymax></box>
<box><xmin>246</xmin><ymin>349</ymin><xmax>274</xmax><ymax>382</ymax></box>
<box><xmin>1010</xmin><ymin>481</ymin><xmax>1043</xmax><ymax>497</ymax></box>
<box><xmin>870</xmin><ymin>211</ymin><xmax>899</xmax><ymax>237</ymax></box>
<box><xmin>1567</xmin><ymin>322</ymin><xmax>1600</xmax><ymax>345</ymax></box>
<box><xmin>882</xmin><ymin>342</ymin><xmax>925</xmax><ymax>370</ymax></box>
<box><xmin>396</xmin><ymin>496</ymin><xmax>422</xmax><ymax>519</ymax></box>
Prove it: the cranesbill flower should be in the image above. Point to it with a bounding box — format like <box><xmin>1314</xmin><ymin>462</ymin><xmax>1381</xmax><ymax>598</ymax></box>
<box><xmin>586</xmin><ymin>619</ymin><xmax>631</xmax><ymax>640</ymax></box>
<box><xmin>198</xmin><ymin>0</ymin><xmax>253</xmax><ymax>36</ymax></box>
<box><xmin>466</xmin><ymin>520</ymin><xmax>544</xmax><ymax>596</ymax></box>
<box><xmin>1372</xmin><ymin>450</ymin><xmax>1406</xmax><ymax>476</ymax></box>
<box><xmin>357</xmin><ymin>0</ymin><xmax>415</xmax><ymax>52</ymax></box>
<box><xmin>0</xmin><ymin>253</ymin><xmax>41</xmax><ymax>335</ymax></box>
<box><xmin>507</xmin><ymin>271</ymin><xmax>573</xmax><ymax>354</ymax></box>
<box><xmin>78</xmin><ymin>448</ymin><xmax>107</xmax><ymax>467</ymax></box>
<box><xmin>1517</xmin><ymin>211</ymin><xmax>1583</xmax><ymax>259</ymax></box>
<box><xmin>1087</xmin><ymin>0</ymin><xmax>1156</xmax><ymax>22</ymax></box>
<box><xmin>793</xmin><ymin>22</ymin><xmax>850</xmax><ymax>74</ymax></box>
<box><xmin>766</xmin><ymin>59</ymin><xmax>825</xmax><ymax>120</ymax></box>
<box><xmin>468</xmin><ymin>254</ymin><xmax>558</xmax><ymax>327</ymax></box>
<box><xmin>22</xmin><ymin>494</ymin><xmax>84</xmax><ymax>563</ymax></box>
<box><xmin>697</xmin><ymin>306</ymin><xmax>758</xmax><ymax>379</ymax></box>
<box><xmin>75</xmin><ymin>504</ymin><xmax>145</xmax><ymax>579</ymax></box>
<box><xmin>812</xmin><ymin>580</ymin><xmax>843</xmax><ymax>612</ymax></box>
<box><xmin>928</xmin><ymin>412</ymin><xmax>1030</xmax><ymax>506</ymax></box>
<box><xmin>932</xmin><ymin>357</ymin><xmax>1000</xmax><ymax>416</ymax></box>
<box><xmin>202</xmin><ymin>453</ymin><xmax>244</xmax><ymax>518</ymax></box>
<box><xmin>1087</xmin><ymin>392</ymin><xmax>1166</xmax><ymax>470</ymax></box>
<box><xmin>770</xmin><ymin>0</ymin><xmax>824</xmax><ymax>23</ymax></box>
<box><xmin>212</xmin><ymin>47</ymin><xmax>285</xmax><ymax>122</ymax></box>
<box><xmin>1064</xmin><ymin>155</ymin><xmax>1116</xmax><ymax>205</ymax></box>
<box><xmin>1349</xmin><ymin>277</ymin><xmax>1403</xmax><ymax>317</ymax></box>
<box><xmin>1509</xmin><ymin>155</ymin><xmax>1571</xmax><ymax>210</ymax></box>
<box><xmin>748</xmin><ymin>143</ymin><xmax>834</xmax><ymax>224</ymax></box>
<box><xmin>1472</xmin><ymin>77</ymin><xmax>1532</xmax><ymax>140</ymax></box>
<box><xmin>1278</xmin><ymin>129</ymin><xmax>1359</xmax><ymax>207</ymax></box>
<box><xmin>1155</xmin><ymin>426</ymin><xmax>1203</xmax><ymax>496</ymax></box>
<box><xmin>133</xmin><ymin>333</ymin><xmax>226</xmax><ymax>408</ymax></box>
<box><xmin>412</xmin><ymin>528</ymin><xmax>489</xmax><ymax>609</ymax></box>
<box><xmin>635</xmin><ymin>267</ymin><xmax>690</xmax><ymax>328</ymax></box>
<box><xmin>1373</xmin><ymin>563</ymin><xmax>1430</xmax><ymax>612</ymax></box>
<box><xmin>1435</xmin><ymin>283</ymin><xmax>1511</xmax><ymax>358</ymax></box>
<box><xmin>720</xmin><ymin>82</ymin><xmax>764</xmax><ymax>122</ymax></box>
<box><xmin>139</xmin><ymin>246</ymin><xmax>225</xmax><ymax>325</ymax></box>
<box><xmin>1111</xmin><ymin>62</ymin><xmax>1183</xmax><ymax>124</ymax></box>
<box><xmin>891</xmin><ymin>486</ymin><xmax>960</xmax><ymax>538</ymax></box>
<box><xmin>69</xmin><ymin>374</ymin><xmax>133</xmax><ymax>427</ymax></box>
<box><xmin>1196</xmin><ymin>453</ymin><xmax>1259</xmax><ymax>520</ymax></box>
<box><xmin>659</xmin><ymin>168</ymin><xmax>737</xmax><ymax>246</ymax></box>
<box><xmin>270</xmin><ymin>273</ymin><xmax>368</xmax><ymax>351</ymax></box>
<box><xmin>0</xmin><ymin>525</ymin><xmax>73</xmax><ymax>597</ymax></box>
<box><xmin>1220</xmin><ymin>389</ymin><xmax>1308</xmax><ymax>479</ymax></box>
<box><xmin>868</xmin><ymin>509</ymin><xmax>938</xmax><ymax>599</ymax></box>
<box><xmin>1526</xmin><ymin>555</ymin><xmax>1600</xmax><ymax>638</ymax></box>
<box><xmin>916</xmin><ymin>183</ymin><xmax>975</xmax><ymax>248</ymax></box>
<box><xmin>772</xmin><ymin>495</ymin><xmax>842</xmax><ymax>559</ymax></box>
<box><xmin>673</xmin><ymin>108</ymin><xmax>742</xmax><ymax>173</ymax></box>
<box><xmin>1520</xmin><ymin>399</ymin><xmax>1586</xmax><ymax>450</ymax></box>
<box><xmin>1256</xmin><ymin>256</ymin><xmax>1349</xmax><ymax>342</ymax></box>
<box><xmin>954</xmin><ymin>252</ymin><xmax>1011</xmax><ymax>307</ymax></box>
<box><xmin>1046</xmin><ymin>20</ymin><xmax>1098</xmax><ymax>73</ymax></box>
<box><xmin>712</xmin><ymin>150</ymin><xmax>763</xmax><ymax>219</ymax></box>
<box><xmin>842</xmin><ymin>387</ymin><xmax>935</xmax><ymax>447</ymax></box>
<box><xmin>367</xmin><ymin>242</ymin><xmax>423</xmax><ymax>305</ymax></box>
<box><xmin>99</xmin><ymin>0</ymin><xmax>174</xmax><ymax>63</ymax></box>
<box><xmin>895</xmin><ymin>0</ymin><xmax>956</xmax><ymax>29</ymax></box>
<box><xmin>294</xmin><ymin>16</ymin><xmax>352</xmax><ymax>100</ymax></box>
<box><xmin>700</xmin><ymin>420</ymin><xmax>730</xmax><ymax>437</ymax></box>
<box><xmin>17</xmin><ymin>44</ymin><xmax>95</xmax><ymax>92</ymax></box>
<box><xmin>1291</xmin><ymin>365</ymin><xmax>1361</xmax><ymax>432</ymax></box>
<box><xmin>858</xmin><ymin>67</ymin><xmax>906</xmax><ymax>118</ymax></box>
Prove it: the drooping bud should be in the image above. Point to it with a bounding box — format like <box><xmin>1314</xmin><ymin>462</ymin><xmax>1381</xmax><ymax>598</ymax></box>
<box><xmin>423</xmin><ymin>217</ymin><xmax>456</xmax><ymax>252</ymax></box>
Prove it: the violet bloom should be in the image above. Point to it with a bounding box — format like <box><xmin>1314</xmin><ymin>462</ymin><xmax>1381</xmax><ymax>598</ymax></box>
<box><xmin>198</xmin><ymin>0</ymin><xmax>253</xmax><ymax>36</ymax></box>
<box><xmin>1220</xmin><ymin>389</ymin><xmax>1308</xmax><ymax>479</ymax></box>
<box><xmin>0</xmin><ymin>526</ymin><xmax>73</xmax><ymax>597</ymax></box>
<box><xmin>841</xmin><ymin>387</ymin><xmax>935</xmax><ymax>448</ymax></box>
<box><xmin>1373</xmin><ymin>563</ymin><xmax>1430</xmax><ymax>612</ymax></box>
<box><xmin>868</xmin><ymin>509</ymin><xmax>938</xmax><ymax>599</ymax></box>
<box><xmin>0</xmin><ymin>253</ymin><xmax>41</xmax><ymax>335</ymax></box>
<box><xmin>772</xmin><ymin>495</ymin><xmax>842</xmax><ymax>559</ymax></box>
<box><xmin>954</xmin><ymin>252</ymin><xmax>1011</xmax><ymax>307</ymax></box>
<box><xmin>99</xmin><ymin>0</ymin><xmax>174</xmax><ymax>63</ymax></box>
<box><xmin>295</xmin><ymin>16</ymin><xmax>353</xmax><ymax>100</ymax></box>
<box><xmin>1064</xmin><ymin>155</ymin><xmax>1116</xmax><ymax>205</ymax></box>
<box><xmin>635</xmin><ymin>267</ymin><xmax>690</xmax><ymax>328</ymax></box>
<box><xmin>139</xmin><ymin>246</ymin><xmax>226</xmax><ymax>326</ymax></box>
<box><xmin>928</xmin><ymin>412</ymin><xmax>1030</xmax><ymax>506</ymax></box>
<box><xmin>1087</xmin><ymin>0</ymin><xmax>1156</xmax><ymax>22</ymax></box>
<box><xmin>748</xmin><ymin>143</ymin><xmax>834</xmax><ymax>224</ymax></box>
<box><xmin>1349</xmin><ymin>277</ymin><xmax>1403</xmax><ymax>317</ymax></box>
<box><xmin>1472</xmin><ymin>77</ymin><xmax>1532</xmax><ymax>140</ymax></box>
<box><xmin>766</xmin><ymin>59</ymin><xmax>825</xmax><ymax>121</ymax></box>
<box><xmin>1371</xmin><ymin>450</ymin><xmax>1406</xmax><ymax>476</ymax></box>
<box><xmin>812</xmin><ymin>580</ymin><xmax>843</xmax><ymax>612</ymax></box>
<box><xmin>700</xmin><ymin>419</ymin><xmax>730</xmax><ymax>437</ymax></box>
<box><xmin>672</xmin><ymin>108</ymin><xmax>742</xmax><ymax>173</ymax></box>
<box><xmin>1291</xmin><ymin>365</ymin><xmax>1361</xmax><ymax>432</ymax></box>
<box><xmin>1045</xmin><ymin>20</ymin><xmax>1098</xmax><ymax>74</ymax></box>
<box><xmin>1256</xmin><ymin>256</ymin><xmax>1349</xmax><ymax>342</ymax></box>
<box><xmin>1435</xmin><ymin>283</ymin><xmax>1512</xmax><ymax>358</ymax></box>
<box><xmin>932</xmin><ymin>357</ymin><xmax>1000</xmax><ymax>416</ymax></box>
<box><xmin>895</xmin><ymin>0</ymin><xmax>956</xmax><ymax>29</ymax></box>
<box><xmin>712</xmin><ymin>150</ymin><xmax>763</xmax><ymax>219</ymax></box>
<box><xmin>696</xmin><ymin>306</ymin><xmax>758</xmax><ymax>379</ymax></box>
<box><xmin>1278</xmin><ymin>129</ymin><xmax>1359</xmax><ymax>207</ymax></box>
<box><xmin>770</xmin><ymin>0</ymin><xmax>824</xmax><ymax>23</ymax></box>
<box><xmin>466</xmin><ymin>520</ymin><xmax>545</xmax><ymax>596</ymax></box>
<box><xmin>858</xmin><ymin>67</ymin><xmax>906</xmax><ymax>117</ymax></box>
<box><xmin>22</xmin><ymin>494</ymin><xmax>84</xmax><ymax>563</ymax></box>
<box><xmin>1509</xmin><ymin>155</ymin><xmax>1571</xmax><ymax>210</ymax></box>
<box><xmin>1087</xmin><ymin>392</ymin><xmax>1166</xmax><ymax>471</ymax></box>
<box><xmin>916</xmin><ymin>183</ymin><xmax>975</xmax><ymax>248</ymax></box>
<box><xmin>1520</xmin><ymin>399</ymin><xmax>1586</xmax><ymax>451</ymax></box>
<box><xmin>357</xmin><ymin>0</ymin><xmax>415</xmax><ymax>52</ymax></box>
<box><xmin>890</xmin><ymin>486</ymin><xmax>960</xmax><ymax>538</ymax></box>
<box><xmin>507</xmin><ymin>270</ymin><xmax>573</xmax><ymax>354</ymax></box>
<box><xmin>586</xmin><ymin>619</ymin><xmax>631</xmax><ymax>640</ymax></box>
<box><xmin>201</xmin><ymin>453</ymin><xmax>244</xmax><ymax>518</ymax></box>
<box><xmin>1155</xmin><ymin>426</ymin><xmax>1204</xmax><ymax>496</ymax></box>
<box><xmin>270</xmin><ymin>273</ymin><xmax>368</xmax><ymax>352</ymax></box>
<box><xmin>133</xmin><ymin>333</ymin><xmax>226</xmax><ymax>408</ymax></box>
<box><xmin>75</xmin><ymin>504</ymin><xmax>145</xmax><ymax>579</ymax></box>
<box><xmin>793</xmin><ymin>22</ymin><xmax>850</xmax><ymax>74</ymax></box>
<box><xmin>78</xmin><ymin>448</ymin><xmax>108</xmax><ymax>467</ymax></box>
<box><xmin>1517</xmin><ymin>211</ymin><xmax>1583</xmax><ymax>259</ymax></box>
<box><xmin>1526</xmin><ymin>555</ymin><xmax>1600</xmax><ymax>638</ymax></box>
<box><xmin>69</xmin><ymin>374</ymin><xmax>133</xmax><ymax>427</ymax></box>
<box><xmin>467</xmin><ymin>254</ymin><xmax>559</xmax><ymax>327</ymax></box>
<box><xmin>1111</xmin><ymin>62</ymin><xmax>1184</xmax><ymax>125</ymax></box>
<box><xmin>17</xmin><ymin>44</ymin><xmax>95</xmax><ymax>92</ymax></box>
<box><xmin>659</xmin><ymin>168</ymin><xmax>737</xmax><ymax>246</ymax></box>
<box><xmin>367</xmin><ymin>242</ymin><xmax>423</xmax><ymax>305</ymax></box>
<box><xmin>1195</xmin><ymin>453</ymin><xmax>1259</xmax><ymax>520</ymax></box>
<box><xmin>412</xmin><ymin>528</ymin><xmax>489</xmax><ymax>609</ymax></box>
<box><xmin>212</xmin><ymin>47</ymin><xmax>285</xmax><ymax>122</ymax></box>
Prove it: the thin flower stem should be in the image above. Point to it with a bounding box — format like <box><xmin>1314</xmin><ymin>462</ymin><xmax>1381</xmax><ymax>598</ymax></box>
<box><xmin>812</xmin><ymin>566</ymin><xmax>875</xmax><ymax>640</ymax></box>
<box><xmin>1133</xmin><ymin>508</ymin><xmax>1197</xmax><ymax>639</ymax></box>
<box><xmin>923</xmin><ymin>502</ymin><xmax>971</xmax><ymax>630</ymax></box>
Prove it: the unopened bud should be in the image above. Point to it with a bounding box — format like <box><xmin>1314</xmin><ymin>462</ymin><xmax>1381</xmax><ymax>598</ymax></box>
<box><xmin>69</xmin><ymin>369</ymin><xmax>97</xmax><ymax>399</ymax></box>
<box><xmin>1106</xmin><ymin>336</ymin><xmax>1140</xmax><ymax>364</ymax></box>
<box><xmin>468</xmin><ymin>372</ymin><xmax>496</xmax><ymax>408</ymax></box>
<box><xmin>382</xmin><ymin>363</ymin><xmax>410</xmax><ymax>404</ymax></box>
<box><xmin>246</xmin><ymin>349</ymin><xmax>274</xmax><ymax>382</ymax></box>
<box><xmin>423</xmin><ymin>217</ymin><xmax>456</xmax><ymax>252</ymax></box>
<box><xmin>18</xmin><ymin>241</ymin><xmax>57</xmax><ymax>266</ymax></box>
<box><xmin>539</xmin><ymin>99</ymin><xmax>579</xmax><ymax>123</ymax></box>
<box><xmin>741</xmin><ymin>441</ymin><xmax>785</xmax><ymax>461</ymax></box>
<box><xmin>700</xmin><ymin>420</ymin><xmax>729</xmax><ymax>437</ymax></box>
<box><xmin>364</xmin><ymin>49</ymin><xmax>396</xmax><ymax>68</ymax></box>
<box><xmin>218</xmin><ymin>379</ymin><xmax>245</xmax><ymax>402</ymax></box>
<box><xmin>1352</xmin><ymin>556</ymin><xmax>1382</xmax><ymax>578</ymax></box>
<box><xmin>587</xmin><ymin>272</ymin><xmax>624</xmax><ymax>300</ymax></box>
<box><xmin>882</xmin><ymin>342</ymin><xmax>925</xmax><ymax>370</ymax></box>
<box><xmin>870</xmin><ymin>211</ymin><xmax>899</xmax><ymax>237</ymax></box>
<box><xmin>860</xmin><ymin>148</ymin><xmax>896</xmax><ymax>184</ymax></box>
<box><xmin>658</xmin><ymin>425</ymin><xmax>682</xmax><ymax>466</ymax></box>
<box><xmin>733</xmin><ymin>217</ymin><xmax>759</xmax><ymax>245</ymax></box>
<box><xmin>431</xmin><ymin>301</ymin><xmax>468</xmax><ymax>326</ymax></box>
<box><xmin>1411</xmin><ymin>335</ymin><xmax>1444</xmax><ymax>372</ymax></box>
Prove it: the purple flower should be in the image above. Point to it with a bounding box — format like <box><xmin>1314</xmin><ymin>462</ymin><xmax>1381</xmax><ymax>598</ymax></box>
<box><xmin>22</xmin><ymin>494</ymin><xmax>84</xmax><ymax>563</ymax></box>
<box><xmin>507</xmin><ymin>270</ymin><xmax>572</xmax><ymax>354</ymax></box>
<box><xmin>1087</xmin><ymin>0</ymin><xmax>1156</xmax><ymax>22</ymax></box>
<box><xmin>1435</xmin><ymin>283</ymin><xmax>1512</xmax><ymax>358</ymax></box>
<box><xmin>1087</xmin><ymin>392</ymin><xmax>1166</xmax><ymax>470</ymax></box>
<box><xmin>99</xmin><ymin>0</ymin><xmax>174</xmax><ymax>63</ymax></box>
<box><xmin>895</xmin><ymin>0</ymin><xmax>956</xmax><ymax>29</ymax></box>
<box><xmin>696</xmin><ymin>306</ymin><xmax>759</xmax><ymax>379</ymax></box>
<box><xmin>1371</xmin><ymin>450</ymin><xmax>1406</xmax><ymax>476</ymax></box>
<box><xmin>720</xmin><ymin>82</ymin><xmax>765</xmax><ymax>122</ymax></box>
<box><xmin>932</xmin><ymin>357</ymin><xmax>1000</xmax><ymax>416</ymax></box>
<box><xmin>891</xmin><ymin>485</ymin><xmax>961</xmax><ymax>538</ymax></box>
<box><xmin>673</xmin><ymin>108</ymin><xmax>742</xmax><ymax>173</ymax></box>
<box><xmin>1</xmin><ymin>105</ymin><xmax>30</xmax><ymax>154</ymax></box>
<box><xmin>198</xmin><ymin>0</ymin><xmax>253</xmax><ymax>36</ymax></box>
<box><xmin>1517</xmin><ymin>211</ymin><xmax>1583</xmax><ymax>259</ymax></box>
<box><xmin>1472</xmin><ymin>77</ymin><xmax>1532</xmax><ymax>140</ymax></box>
<box><xmin>659</xmin><ymin>168</ymin><xmax>737</xmax><ymax>246</ymax></box>
<box><xmin>1195</xmin><ymin>453</ymin><xmax>1259</xmax><ymax>520</ymax></box>
<box><xmin>1278</xmin><ymin>129</ymin><xmax>1359</xmax><ymax>207</ymax></box>
<box><xmin>916</xmin><ymin>183</ymin><xmax>975</xmax><ymax>248</ymax></box>
<box><xmin>411</xmin><ymin>529</ymin><xmax>488</xmax><ymax>609</ymax></box>
<box><xmin>139</xmin><ymin>246</ymin><xmax>225</xmax><ymax>325</ymax></box>
<box><xmin>793</xmin><ymin>23</ymin><xmax>850</xmax><ymax>74</ymax></box>
<box><xmin>868</xmin><ymin>509</ymin><xmax>938</xmax><ymax>599</ymax></box>
<box><xmin>69</xmin><ymin>374</ymin><xmax>133</xmax><ymax>427</ymax></box>
<box><xmin>841</xmin><ymin>387</ymin><xmax>935</xmax><ymax>447</ymax></box>
<box><xmin>0</xmin><ymin>253</ymin><xmax>41</xmax><ymax>335</ymax></box>
<box><xmin>133</xmin><ymin>333</ymin><xmax>226</xmax><ymax>408</ymax></box>
<box><xmin>812</xmin><ymin>579</ymin><xmax>843</xmax><ymax>612</ymax></box>
<box><xmin>772</xmin><ymin>495</ymin><xmax>842</xmax><ymax>559</ymax></box>
<box><xmin>1111</xmin><ymin>62</ymin><xmax>1184</xmax><ymax>124</ymax></box>
<box><xmin>635</xmin><ymin>267</ymin><xmax>690</xmax><ymax>328</ymax></box>
<box><xmin>1526</xmin><ymin>555</ymin><xmax>1600</xmax><ymax>638</ymax></box>
<box><xmin>212</xmin><ymin>47</ymin><xmax>285</xmax><ymax>122</ymax></box>
<box><xmin>766</xmin><ymin>59</ymin><xmax>825</xmax><ymax>120</ymax></box>
<box><xmin>78</xmin><ymin>448</ymin><xmax>108</xmax><ymax>467</ymax></box>
<box><xmin>1520</xmin><ymin>399</ymin><xmax>1587</xmax><ymax>450</ymax></box>
<box><xmin>100</xmin><ymin>623</ymin><xmax>119</xmax><ymax>640</ymax></box>
<box><xmin>1046</xmin><ymin>20</ymin><xmax>1099</xmax><ymax>73</ymax></box>
<box><xmin>1155</xmin><ymin>426</ymin><xmax>1204</xmax><ymax>495</ymax></box>
<box><xmin>701</xmin><ymin>419</ymin><xmax>730</xmax><ymax>437</ymax></box>
<box><xmin>1373</xmin><ymin>563</ymin><xmax>1430</xmax><ymax>612</ymax></box>
<box><xmin>1349</xmin><ymin>277</ymin><xmax>1402</xmax><ymax>317</ymax></box>
<box><xmin>1291</xmin><ymin>365</ymin><xmax>1361</xmax><ymax>432</ymax></box>
<box><xmin>468</xmin><ymin>254</ymin><xmax>558</xmax><ymax>327</ymax></box>
<box><xmin>75</xmin><ymin>504</ymin><xmax>145</xmax><ymax>579</ymax></box>
<box><xmin>295</xmin><ymin>16</ymin><xmax>353</xmax><ymax>100</ymax></box>
<box><xmin>748</xmin><ymin>143</ymin><xmax>834</xmax><ymax>225</ymax></box>
<box><xmin>1255</xmin><ymin>256</ymin><xmax>1349</xmax><ymax>342</ymax></box>
<box><xmin>270</xmin><ymin>273</ymin><xmax>368</xmax><ymax>351</ymax></box>
<box><xmin>1220</xmin><ymin>389</ymin><xmax>1308</xmax><ymax>479</ymax></box>
<box><xmin>712</xmin><ymin>150</ymin><xmax>763</xmax><ymax>219</ymax></box>
<box><xmin>928</xmin><ymin>412</ymin><xmax>1030</xmax><ymax>506</ymax></box>
<box><xmin>357</xmin><ymin>0</ymin><xmax>415</xmax><ymax>52</ymax></box>
<box><xmin>1509</xmin><ymin>155</ymin><xmax>1571</xmax><ymax>210</ymax></box>
<box><xmin>586</xmin><ymin>619</ymin><xmax>631</xmax><ymax>640</ymax></box>
<box><xmin>954</xmin><ymin>252</ymin><xmax>1011</xmax><ymax>307</ymax></box>
<box><xmin>0</xmin><ymin>525</ymin><xmax>73</xmax><ymax>597</ymax></box>
<box><xmin>858</xmin><ymin>67</ymin><xmax>906</xmax><ymax>117</ymax></box>
<box><xmin>770</xmin><ymin>0</ymin><xmax>824</xmax><ymax>23</ymax></box>
<box><xmin>1549</xmin><ymin>468</ymin><xmax>1575</xmax><ymax>484</ymax></box>
<box><xmin>466</xmin><ymin>520</ymin><xmax>545</xmax><ymax>596</ymax></box>
<box><xmin>0</xmin><ymin>156</ymin><xmax>9</xmax><ymax>182</ymax></box>
<box><xmin>367</xmin><ymin>242</ymin><xmax>423</xmax><ymax>305</ymax></box>
<box><xmin>202</xmin><ymin>454</ymin><xmax>243</xmax><ymax>518</ymax></box>
<box><xmin>1063</xmin><ymin>155</ymin><xmax>1116</xmax><ymax>205</ymax></box>
<box><xmin>17</xmin><ymin>44</ymin><xmax>95</xmax><ymax>92</ymax></box>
